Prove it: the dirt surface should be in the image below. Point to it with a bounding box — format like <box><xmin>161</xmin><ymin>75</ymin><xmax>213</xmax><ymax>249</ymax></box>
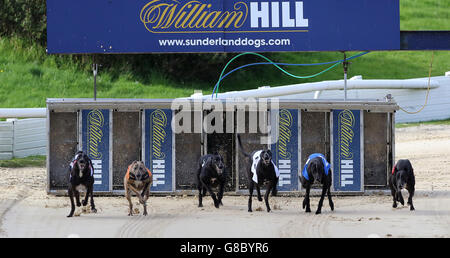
<box><xmin>0</xmin><ymin>124</ymin><xmax>449</xmax><ymax>238</ymax></box>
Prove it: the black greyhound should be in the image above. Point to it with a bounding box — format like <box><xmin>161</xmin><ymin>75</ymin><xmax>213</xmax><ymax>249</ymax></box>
<box><xmin>67</xmin><ymin>151</ymin><xmax>97</xmax><ymax>217</ymax></box>
<box><xmin>196</xmin><ymin>152</ymin><xmax>226</xmax><ymax>208</ymax></box>
<box><xmin>237</xmin><ymin>134</ymin><xmax>279</xmax><ymax>213</ymax></box>
<box><xmin>389</xmin><ymin>159</ymin><xmax>415</xmax><ymax>211</ymax></box>
<box><xmin>299</xmin><ymin>153</ymin><xmax>334</xmax><ymax>214</ymax></box>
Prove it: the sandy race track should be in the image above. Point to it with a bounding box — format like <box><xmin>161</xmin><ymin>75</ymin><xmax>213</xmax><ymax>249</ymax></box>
<box><xmin>1</xmin><ymin>124</ymin><xmax>449</xmax><ymax>238</ymax></box>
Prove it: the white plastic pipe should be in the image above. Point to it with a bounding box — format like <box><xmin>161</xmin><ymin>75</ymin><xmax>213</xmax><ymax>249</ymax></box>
<box><xmin>200</xmin><ymin>79</ymin><xmax>439</xmax><ymax>99</ymax></box>
<box><xmin>0</xmin><ymin>108</ymin><xmax>46</xmax><ymax>118</ymax></box>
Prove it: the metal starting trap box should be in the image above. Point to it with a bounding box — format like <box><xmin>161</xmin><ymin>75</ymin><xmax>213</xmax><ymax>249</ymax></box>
<box><xmin>47</xmin><ymin>98</ymin><xmax>398</xmax><ymax>195</ymax></box>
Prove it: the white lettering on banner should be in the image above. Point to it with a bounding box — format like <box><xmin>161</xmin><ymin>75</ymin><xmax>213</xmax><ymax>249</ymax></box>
<box><xmin>295</xmin><ymin>2</ymin><xmax>308</xmax><ymax>27</ymax></box>
<box><xmin>250</xmin><ymin>2</ymin><xmax>269</xmax><ymax>28</ymax></box>
<box><xmin>341</xmin><ymin>160</ymin><xmax>353</xmax><ymax>187</ymax></box>
<box><xmin>278</xmin><ymin>159</ymin><xmax>291</xmax><ymax>186</ymax></box>
<box><xmin>281</xmin><ymin>2</ymin><xmax>294</xmax><ymax>27</ymax></box>
<box><xmin>92</xmin><ymin>159</ymin><xmax>102</xmax><ymax>185</ymax></box>
<box><xmin>250</xmin><ymin>1</ymin><xmax>308</xmax><ymax>28</ymax></box>
<box><xmin>271</xmin><ymin>2</ymin><xmax>280</xmax><ymax>27</ymax></box>
<box><xmin>152</xmin><ymin>160</ymin><xmax>165</xmax><ymax>186</ymax></box>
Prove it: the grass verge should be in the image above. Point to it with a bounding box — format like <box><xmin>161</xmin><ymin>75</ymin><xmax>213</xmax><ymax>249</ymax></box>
<box><xmin>396</xmin><ymin>118</ymin><xmax>450</xmax><ymax>128</ymax></box>
<box><xmin>0</xmin><ymin>155</ymin><xmax>46</xmax><ymax>168</ymax></box>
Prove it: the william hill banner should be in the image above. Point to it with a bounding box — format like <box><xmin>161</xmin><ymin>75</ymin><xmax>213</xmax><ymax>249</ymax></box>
<box><xmin>81</xmin><ymin>109</ymin><xmax>111</xmax><ymax>192</ymax></box>
<box><xmin>47</xmin><ymin>0</ymin><xmax>399</xmax><ymax>53</ymax></box>
<box><xmin>332</xmin><ymin>110</ymin><xmax>363</xmax><ymax>192</ymax></box>
<box><xmin>271</xmin><ymin>109</ymin><xmax>298</xmax><ymax>191</ymax></box>
<box><xmin>144</xmin><ymin>109</ymin><xmax>173</xmax><ymax>192</ymax></box>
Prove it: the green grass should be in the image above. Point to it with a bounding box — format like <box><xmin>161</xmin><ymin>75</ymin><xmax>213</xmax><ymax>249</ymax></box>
<box><xmin>218</xmin><ymin>50</ymin><xmax>449</xmax><ymax>92</ymax></box>
<box><xmin>396</xmin><ymin>118</ymin><xmax>450</xmax><ymax>128</ymax></box>
<box><xmin>0</xmin><ymin>0</ymin><xmax>449</xmax><ymax>108</ymax></box>
<box><xmin>400</xmin><ymin>0</ymin><xmax>449</xmax><ymax>30</ymax></box>
<box><xmin>0</xmin><ymin>155</ymin><xmax>46</xmax><ymax>168</ymax></box>
<box><xmin>0</xmin><ymin>37</ymin><xmax>204</xmax><ymax>107</ymax></box>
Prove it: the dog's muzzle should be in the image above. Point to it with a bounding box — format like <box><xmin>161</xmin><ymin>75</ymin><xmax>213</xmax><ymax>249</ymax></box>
<box><xmin>78</xmin><ymin>163</ymin><xmax>86</xmax><ymax>171</ymax></box>
<box><xmin>216</xmin><ymin>164</ymin><xmax>224</xmax><ymax>175</ymax></box>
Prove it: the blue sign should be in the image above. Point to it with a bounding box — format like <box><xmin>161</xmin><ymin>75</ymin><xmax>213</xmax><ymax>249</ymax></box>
<box><xmin>332</xmin><ymin>109</ymin><xmax>362</xmax><ymax>192</ymax></box>
<box><xmin>47</xmin><ymin>0</ymin><xmax>399</xmax><ymax>53</ymax></box>
<box><xmin>271</xmin><ymin>109</ymin><xmax>298</xmax><ymax>191</ymax></box>
<box><xmin>81</xmin><ymin>109</ymin><xmax>110</xmax><ymax>192</ymax></box>
<box><xmin>144</xmin><ymin>109</ymin><xmax>173</xmax><ymax>192</ymax></box>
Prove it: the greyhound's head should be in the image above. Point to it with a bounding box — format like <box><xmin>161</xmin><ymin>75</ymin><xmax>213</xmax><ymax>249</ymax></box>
<box><xmin>259</xmin><ymin>149</ymin><xmax>273</xmax><ymax>166</ymax></box>
<box><xmin>73</xmin><ymin>152</ymin><xmax>90</xmax><ymax>178</ymax></box>
<box><xmin>396</xmin><ymin>169</ymin><xmax>408</xmax><ymax>190</ymax></box>
<box><xmin>213</xmin><ymin>152</ymin><xmax>225</xmax><ymax>175</ymax></box>
<box><xmin>309</xmin><ymin>157</ymin><xmax>325</xmax><ymax>184</ymax></box>
<box><xmin>129</xmin><ymin>161</ymin><xmax>149</xmax><ymax>181</ymax></box>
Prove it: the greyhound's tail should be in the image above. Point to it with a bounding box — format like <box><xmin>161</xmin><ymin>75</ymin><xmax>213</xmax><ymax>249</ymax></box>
<box><xmin>237</xmin><ymin>134</ymin><xmax>251</xmax><ymax>158</ymax></box>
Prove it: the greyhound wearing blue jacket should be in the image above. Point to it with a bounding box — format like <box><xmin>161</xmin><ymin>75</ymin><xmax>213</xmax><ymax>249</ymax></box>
<box><xmin>299</xmin><ymin>153</ymin><xmax>334</xmax><ymax>214</ymax></box>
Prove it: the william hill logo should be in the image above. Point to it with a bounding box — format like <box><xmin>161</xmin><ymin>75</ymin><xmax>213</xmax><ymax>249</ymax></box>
<box><xmin>140</xmin><ymin>0</ymin><xmax>309</xmax><ymax>33</ymax></box>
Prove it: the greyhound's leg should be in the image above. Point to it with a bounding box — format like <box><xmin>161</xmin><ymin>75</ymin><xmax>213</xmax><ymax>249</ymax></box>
<box><xmin>125</xmin><ymin>187</ymin><xmax>133</xmax><ymax>216</ymax></box>
<box><xmin>264</xmin><ymin>182</ymin><xmax>272</xmax><ymax>212</ymax></box>
<box><xmin>82</xmin><ymin>186</ymin><xmax>89</xmax><ymax>206</ymax></box>
<box><xmin>407</xmin><ymin>186</ymin><xmax>415</xmax><ymax>211</ymax></box>
<box><xmin>396</xmin><ymin>185</ymin><xmax>405</xmax><ymax>206</ymax></box>
<box><xmin>89</xmin><ymin>185</ymin><xmax>97</xmax><ymax>213</ymax></box>
<box><xmin>256</xmin><ymin>184</ymin><xmax>263</xmax><ymax>202</ymax></box>
<box><xmin>128</xmin><ymin>184</ymin><xmax>145</xmax><ymax>204</ymax></box>
<box><xmin>67</xmin><ymin>187</ymin><xmax>75</xmax><ymax>217</ymax></box>
<box><xmin>196</xmin><ymin>168</ymin><xmax>203</xmax><ymax>207</ymax></box>
<box><xmin>124</xmin><ymin>181</ymin><xmax>133</xmax><ymax>216</ymax></box>
<box><xmin>328</xmin><ymin>187</ymin><xmax>334</xmax><ymax>211</ymax></box>
<box><xmin>316</xmin><ymin>184</ymin><xmax>327</xmax><ymax>214</ymax></box>
<box><xmin>327</xmin><ymin>184</ymin><xmax>334</xmax><ymax>211</ymax></box>
<box><xmin>248</xmin><ymin>182</ymin><xmax>254</xmax><ymax>212</ymax></box>
<box><xmin>201</xmin><ymin>177</ymin><xmax>219</xmax><ymax>208</ymax></box>
<box><xmin>142</xmin><ymin>203</ymin><xmax>148</xmax><ymax>216</ymax></box>
<box><xmin>271</xmin><ymin>177</ymin><xmax>279</xmax><ymax>197</ymax></box>
<box><xmin>197</xmin><ymin>183</ymin><xmax>203</xmax><ymax>207</ymax></box>
<box><xmin>390</xmin><ymin>182</ymin><xmax>398</xmax><ymax>208</ymax></box>
<box><xmin>303</xmin><ymin>186</ymin><xmax>311</xmax><ymax>213</ymax></box>
<box><xmin>141</xmin><ymin>182</ymin><xmax>150</xmax><ymax>216</ymax></box>
<box><xmin>75</xmin><ymin>190</ymin><xmax>81</xmax><ymax>207</ymax></box>
<box><xmin>198</xmin><ymin>185</ymin><xmax>203</xmax><ymax>207</ymax></box>
<box><xmin>217</xmin><ymin>180</ymin><xmax>225</xmax><ymax>206</ymax></box>
<box><xmin>141</xmin><ymin>182</ymin><xmax>150</xmax><ymax>200</ymax></box>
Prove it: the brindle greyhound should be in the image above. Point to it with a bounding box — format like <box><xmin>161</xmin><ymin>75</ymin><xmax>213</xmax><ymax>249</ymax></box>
<box><xmin>124</xmin><ymin>161</ymin><xmax>153</xmax><ymax>216</ymax></box>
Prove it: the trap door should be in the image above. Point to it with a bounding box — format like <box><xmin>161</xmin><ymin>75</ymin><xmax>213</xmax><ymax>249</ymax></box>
<box><xmin>204</xmin><ymin>108</ymin><xmax>235</xmax><ymax>191</ymax></box>
<box><xmin>112</xmin><ymin>111</ymin><xmax>142</xmax><ymax>190</ymax></box>
<box><xmin>174</xmin><ymin>109</ymin><xmax>202</xmax><ymax>190</ymax></box>
<box><xmin>364</xmin><ymin>111</ymin><xmax>390</xmax><ymax>188</ymax></box>
<box><xmin>300</xmin><ymin>110</ymin><xmax>331</xmax><ymax>190</ymax></box>
<box><xmin>48</xmin><ymin>111</ymin><xmax>78</xmax><ymax>191</ymax></box>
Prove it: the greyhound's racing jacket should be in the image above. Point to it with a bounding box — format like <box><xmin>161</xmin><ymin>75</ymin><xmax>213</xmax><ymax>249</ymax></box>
<box><xmin>301</xmin><ymin>153</ymin><xmax>330</xmax><ymax>181</ymax></box>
